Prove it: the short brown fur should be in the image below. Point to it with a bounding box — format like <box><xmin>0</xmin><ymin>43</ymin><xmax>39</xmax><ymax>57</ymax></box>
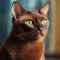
<box><xmin>0</xmin><ymin>1</ymin><xmax>50</xmax><ymax>60</ymax></box>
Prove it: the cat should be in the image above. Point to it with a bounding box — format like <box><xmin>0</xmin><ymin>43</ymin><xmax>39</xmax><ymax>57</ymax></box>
<box><xmin>0</xmin><ymin>1</ymin><xmax>50</xmax><ymax>60</ymax></box>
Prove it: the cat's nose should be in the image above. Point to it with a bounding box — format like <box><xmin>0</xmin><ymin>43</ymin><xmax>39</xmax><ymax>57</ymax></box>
<box><xmin>37</xmin><ymin>27</ymin><xmax>45</xmax><ymax>31</ymax></box>
<box><xmin>40</xmin><ymin>28</ymin><xmax>45</xmax><ymax>30</ymax></box>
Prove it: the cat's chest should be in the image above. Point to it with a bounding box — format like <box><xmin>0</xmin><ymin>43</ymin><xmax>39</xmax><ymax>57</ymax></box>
<box><xmin>7</xmin><ymin>42</ymin><xmax>44</xmax><ymax>60</ymax></box>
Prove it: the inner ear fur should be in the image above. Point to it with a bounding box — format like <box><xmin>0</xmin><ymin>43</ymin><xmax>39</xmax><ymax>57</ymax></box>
<box><xmin>12</xmin><ymin>1</ymin><xmax>25</xmax><ymax>20</ymax></box>
<box><xmin>38</xmin><ymin>2</ymin><xmax>50</xmax><ymax>15</ymax></box>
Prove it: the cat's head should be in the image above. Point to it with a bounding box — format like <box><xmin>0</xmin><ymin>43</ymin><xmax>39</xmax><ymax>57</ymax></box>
<box><xmin>11</xmin><ymin>1</ymin><xmax>50</xmax><ymax>42</ymax></box>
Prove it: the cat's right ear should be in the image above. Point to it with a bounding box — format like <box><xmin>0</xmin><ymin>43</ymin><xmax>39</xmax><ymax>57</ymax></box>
<box><xmin>12</xmin><ymin>1</ymin><xmax>25</xmax><ymax>20</ymax></box>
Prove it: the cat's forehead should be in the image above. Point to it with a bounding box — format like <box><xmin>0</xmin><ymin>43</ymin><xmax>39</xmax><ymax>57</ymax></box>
<box><xmin>31</xmin><ymin>11</ymin><xmax>47</xmax><ymax>19</ymax></box>
<box><xmin>18</xmin><ymin>11</ymin><xmax>47</xmax><ymax>21</ymax></box>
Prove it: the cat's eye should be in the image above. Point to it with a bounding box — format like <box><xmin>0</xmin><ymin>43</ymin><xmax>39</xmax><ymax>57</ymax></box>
<box><xmin>25</xmin><ymin>20</ymin><xmax>34</xmax><ymax>25</ymax></box>
<box><xmin>42</xmin><ymin>20</ymin><xmax>47</xmax><ymax>25</ymax></box>
<box><xmin>24</xmin><ymin>20</ymin><xmax>34</xmax><ymax>28</ymax></box>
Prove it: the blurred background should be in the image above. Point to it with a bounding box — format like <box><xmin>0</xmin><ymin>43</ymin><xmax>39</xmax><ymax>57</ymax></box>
<box><xmin>0</xmin><ymin>0</ymin><xmax>60</xmax><ymax>60</ymax></box>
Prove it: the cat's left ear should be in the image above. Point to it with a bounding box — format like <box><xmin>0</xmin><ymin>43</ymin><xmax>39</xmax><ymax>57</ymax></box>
<box><xmin>39</xmin><ymin>2</ymin><xmax>50</xmax><ymax>15</ymax></box>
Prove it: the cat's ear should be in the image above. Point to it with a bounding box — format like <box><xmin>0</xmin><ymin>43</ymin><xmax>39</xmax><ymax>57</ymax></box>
<box><xmin>12</xmin><ymin>1</ymin><xmax>25</xmax><ymax>20</ymax></box>
<box><xmin>39</xmin><ymin>2</ymin><xmax>50</xmax><ymax>15</ymax></box>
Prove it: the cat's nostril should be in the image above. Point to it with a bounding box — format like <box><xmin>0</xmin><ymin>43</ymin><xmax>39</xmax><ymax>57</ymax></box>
<box><xmin>37</xmin><ymin>27</ymin><xmax>41</xmax><ymax>31</ymax></box>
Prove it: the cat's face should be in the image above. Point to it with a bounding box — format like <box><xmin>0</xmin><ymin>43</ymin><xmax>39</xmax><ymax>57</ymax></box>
<box><xmin>12</xmin><ymin>1</ymin><xmax>50</xmax><ymax>42</ymax></box>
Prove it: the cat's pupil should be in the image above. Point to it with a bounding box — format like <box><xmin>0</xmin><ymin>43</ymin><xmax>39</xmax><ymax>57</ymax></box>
<box><xmin>42</xmin><ymin>20</ymin><xmax>47</xmax><ymax>25</ymax></box>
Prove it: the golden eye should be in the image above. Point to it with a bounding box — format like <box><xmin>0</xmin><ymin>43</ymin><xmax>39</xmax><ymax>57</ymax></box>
<box><xmin>42</xmin><ymin>20</ymin><xmax>47</xmax><ymax>25</ymax></box>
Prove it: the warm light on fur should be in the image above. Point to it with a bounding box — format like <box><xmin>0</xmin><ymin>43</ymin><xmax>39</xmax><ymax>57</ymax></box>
<box><xmin>1</xmin><ymin>1</ymin><xmax>50</xmax><ymax>60</ymax></box>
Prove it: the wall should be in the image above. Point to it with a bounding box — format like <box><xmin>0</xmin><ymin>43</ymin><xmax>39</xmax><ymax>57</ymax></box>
<box><xmin>49</xmin><ymin>0</ymin><xmax>60</xmax><ymax>53</ymax></box>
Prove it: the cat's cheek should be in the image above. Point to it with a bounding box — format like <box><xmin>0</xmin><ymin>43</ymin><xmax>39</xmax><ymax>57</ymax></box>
<box><xmin>24</xmin><ymin>23</ymin><xmax>35</xmax><ymax>29</ymax></box>
<box><xmin>27</xmin><ymin>25</ymin><xmax>34</xmax><ymax>29</ymax></box>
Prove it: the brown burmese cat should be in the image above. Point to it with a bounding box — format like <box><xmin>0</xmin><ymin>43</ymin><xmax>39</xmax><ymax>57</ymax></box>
<box><xmin>0</xmin><ymin>1</ymin><xmax>50</xmax><ymax>60</ymax></box>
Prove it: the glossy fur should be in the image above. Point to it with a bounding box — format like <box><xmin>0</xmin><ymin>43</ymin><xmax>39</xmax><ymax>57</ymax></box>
<box><xmin>0</xmin><ymin>1</ymin><xmax>50</xmax><ymax>60</ymax></box>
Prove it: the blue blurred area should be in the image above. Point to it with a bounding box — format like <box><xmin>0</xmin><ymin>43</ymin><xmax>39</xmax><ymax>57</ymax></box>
<box><xmin>0</xmin><ymin>0</ymin><xmax>50</xmax><ymax>51</ymax></box>
<box><xmin>0</xmin><ymin>0</ymin><xmax>12</xmax><ymax>45</ymax></box>
<box><xmin>18</xmin><ymin>0</ymin><xmax>42</xmax><ymax>10</ymax></box>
